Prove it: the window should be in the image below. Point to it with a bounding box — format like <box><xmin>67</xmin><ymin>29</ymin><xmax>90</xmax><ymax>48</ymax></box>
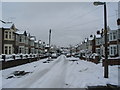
<box><xmin>113</xmin><ymin>32</ymin><xmax>116</xmax><ymax>40</ymax></box>
<box><xmin>5</xmin><ymin>46</ymin><xmax>8</xmax><ymax>54</ymax></box>
<box><xmin>5</xmin><ymin>31</ymin><xmax>8</xmax><ymax>39</ymax></box>
<box><xmin>110</xmin><ymin>47</ymin><xmax>113</xmax><ymax>55</ymax></box>
<box><xmin>19</xmin><ymin>46</ymin><xmax>25</xmax><ymax>54</ymax></box>
<box><xmin>9</xmin><ymin>46</ymin><xmax>11</xmax><ymax>54</ymax></box>
<box><xmin>110</xmin><ymin>45</ymin><xmax>117</xmax><ymax>56</ymax></box>
<box><xmin>113</xmin><ymin>46</ymin><xmax>117</xmax><ymax>55</ymax></box>
<box><xmin>12</xmin><ymin>32</ymin><xmax>14</xmax><ymax>39</ymax></box>
<box><xmin>4</xmin><ymin>45</ymin><xmax>12</xmax><ymax>54</ymax></box>
<box><xmin>19</xmin><ymin>36</ymin><xmax>22</xmax><ymax>42</ymax></box>
<box><xmin>110</xmin><ymin>33</ymin><xmax>112</xmax><ymax>40</ymax></box>
<box><xmin>4</xmin><ymin>31</ymin><xmax>14</xmax><ymax>40</ymax></box>
<box><xmin>9</xmin><ymin>32</ymin><xmax>12</xmax><ymax>39</ymax></box>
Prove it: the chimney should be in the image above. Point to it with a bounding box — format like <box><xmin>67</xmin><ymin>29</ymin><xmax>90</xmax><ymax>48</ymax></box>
<box><xmin>117</xmin><ymin>18</ymin><xmax>120</xmax><ymax>25</ymax></box>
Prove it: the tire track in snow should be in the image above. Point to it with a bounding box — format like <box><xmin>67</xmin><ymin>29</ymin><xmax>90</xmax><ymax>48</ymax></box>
<box><xmin>15</xmin><ymin>55</ymin><xmax>66</xmax><ymax>88</ymax></box>
<box><xmin>29</xmin><ymin>55</ymin><xmax>68</xmax><ymax>88</ymax></box>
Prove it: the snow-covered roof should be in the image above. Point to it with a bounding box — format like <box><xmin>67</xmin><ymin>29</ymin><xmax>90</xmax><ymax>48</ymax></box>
<box><xmin>95</xmin><ymin>34</ymin><xmax>101</xmax><ymax>38</ymax></box>
<box><xmin>89</xmin><ymin>36</ymin><xmax>94</xmax><ymax>41</ymax></box>
<box><xmin>84</xmin><ymin>38</ymin><xmax>88</xmax><ymax>43</ymax></box>
<box><xmin>39</xmin><ymin>41</ymin><xmax>42</xmax><ymax>44</ymax></box>
<box><xmin>2</xmin><ymin>22</ymin><xmax>14</xmax><ymax>29</ymax></box>
<box><xmin>30</xmin><ymin>37</ymin><xmax>35</xmax><ymax>41</ymax></box>
<box><xmin>34</xmin><ymin>40</ymin><xmax>38</xmax><ymax>43</ymax></box>
<box><xmin>45</xmin><ymin>44</ymin><xmax>49</xmax><ymax>48</ymax></box>
<box><xmin>15</xmin><ymin>31</ymin><xmax>25</xmax><ymax>35</ymax></box>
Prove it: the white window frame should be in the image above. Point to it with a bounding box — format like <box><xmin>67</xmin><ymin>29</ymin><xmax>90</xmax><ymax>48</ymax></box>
<box><xmin>19</xmin><ymin>46</ymin><xmax>25</xmax><ymax>54</ymax></box>
<box><xmin>109</xmin><ymin>45</ymin><xmax>117</xmax><ymax>56</ymax></box>
<box><xmin>4</xmin><ymin>30</ymin><xmax>13</xmax><ymax>40</ymax></box>
<box><xmin>4</xmin><ymin>44</ymin><xmax>12</xmax><ymax>54</ymax></box>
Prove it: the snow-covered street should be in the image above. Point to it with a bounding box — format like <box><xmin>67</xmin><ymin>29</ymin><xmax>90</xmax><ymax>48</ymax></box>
<box><xmin>1</xmin><ymin>55</ymin><xmax>119</xmax><ymax>88</ymax></box>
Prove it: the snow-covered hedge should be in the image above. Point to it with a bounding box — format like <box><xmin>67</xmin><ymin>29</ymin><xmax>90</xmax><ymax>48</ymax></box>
<box><xmin>0</xmin><ymin>54</ymin><xmax>38</xmax><ymax>61</ymax></box>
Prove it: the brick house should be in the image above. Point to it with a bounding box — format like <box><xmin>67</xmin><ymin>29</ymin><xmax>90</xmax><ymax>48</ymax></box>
<box><xmin>95</xmin><ymin>31</ymin><xmax>102</xmax><ymax>55</ymax></box>
<box><xmin>109</xmin><ymin>29</ymin><xmax>118</xmax><ymax>57</ymax></box>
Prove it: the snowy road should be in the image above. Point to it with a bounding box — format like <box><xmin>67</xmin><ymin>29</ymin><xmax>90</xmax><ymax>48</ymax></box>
<box><xmin>2</xmin><ymin>55</ymin><xmax>119</xmax><ymax>88</ymax></box>
<box><xmin>18</xmin><ymin>55</ymin><xmax>68</xmax><ymax>88</ymax></box>
<box><xmin>2</xmin><ymin>55</ymin><xmax>69</xmax><ymax>88</ymax></box>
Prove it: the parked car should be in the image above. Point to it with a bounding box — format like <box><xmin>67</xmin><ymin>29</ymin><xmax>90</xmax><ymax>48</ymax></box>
<box><xmin>51</xmin><ymin>53</ymin><xmax>58</xmax><ymax>59</ymax></box>
<box><xmin>74</xmin><ymin>53</ymin><xmax>80</xmax><ymax>58</ymax></box>
<box><xmin>66</xmin><ymin>53</ymin><xmax>71</xmax><ymax>57</ymax></box>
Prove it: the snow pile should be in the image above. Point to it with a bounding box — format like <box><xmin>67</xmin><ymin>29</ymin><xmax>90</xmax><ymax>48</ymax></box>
<box><xmin>65</xmin><ymin>60</ymin><xmax>118</xmax><ymax>88</ymax></box>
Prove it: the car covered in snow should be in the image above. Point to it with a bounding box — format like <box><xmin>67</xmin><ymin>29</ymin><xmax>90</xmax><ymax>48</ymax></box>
<box><xmin>66</xmin><ymin>53</ymin><xmax>71</xmax><ymax>57</ymax></box>
<box><xmin>51</xmin><ymin>53</ymin><xmax>58</xmax><ymax>59</ymax></box>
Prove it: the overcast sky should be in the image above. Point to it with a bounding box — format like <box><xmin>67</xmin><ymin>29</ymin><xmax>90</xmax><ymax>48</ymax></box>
<box><xmin>2</xmin><ymin>2</ymin><xmax>118</xmax><ymax>47</ymax></box>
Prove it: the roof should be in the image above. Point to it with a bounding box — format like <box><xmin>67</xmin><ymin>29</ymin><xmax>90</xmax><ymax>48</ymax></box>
<box><xmin>45</xmin><ymin>44</ymin><xmax>49</xmax><ymax>48</ymax></box>
<box><xmin>15</xmin><ymin>31</ymin><xmax>25</xmax><ymax>35</ymax></box>
<box><xmin>34</xmin><ymin>40</ymin><xmax>38</xmax><ymax>43</ymax></box>
<box><xmin>95</xmin><ymin>34</ymin><xmax>101</xmax><ymax>38</ymax></box>
<box><xmin>2</xmin><ymin>22</ymin><xmax>14</xmax><ymax>29</ymax></box>
<box><xmin>30</xmin><ymin>37</ymin><xmax>35</xmax><ymax>41</ymax></box>
<box><xmin>89</xmin><ymin>36</ymin><xmax>94</xmax><ymax>41</ymax></box>
<box><xmin>84</xmin><ymin>38</ymin><xmax>88</xmax><ymax>43</ymax></box>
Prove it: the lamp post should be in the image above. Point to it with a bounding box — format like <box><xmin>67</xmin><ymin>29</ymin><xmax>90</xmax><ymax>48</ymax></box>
<box><xmin>93</xmin><ymin>2</ymin><xmax>108</xmax><ymax>78</ymax></box>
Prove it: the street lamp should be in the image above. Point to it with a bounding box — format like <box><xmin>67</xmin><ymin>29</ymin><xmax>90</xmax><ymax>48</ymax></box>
<box><xmin>93</xmin><ymin>2</ymin><xmax>108</xmax><ymax>78</ymax></box>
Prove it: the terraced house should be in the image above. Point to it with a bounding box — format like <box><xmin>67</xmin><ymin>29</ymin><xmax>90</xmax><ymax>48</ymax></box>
<box><xmin>15</xmin><ymin>30</ymin><xmax>27</xmax><ymax>54</ymax></box>
<box><xmin>0</xmin><ymin>22</ymin><xmax>17</xmax><ymax>54</ymax></box>
<box><xmin>0</xmin><ymin>21</ymin><xmax>46</xmax><ymax>55</ymax></box>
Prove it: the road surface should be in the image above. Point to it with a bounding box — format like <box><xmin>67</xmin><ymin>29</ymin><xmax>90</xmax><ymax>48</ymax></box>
<box><xmin>2</xmin><ymin>55</ymin><xmax>69</xmax><ymax>88</ymax></box>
